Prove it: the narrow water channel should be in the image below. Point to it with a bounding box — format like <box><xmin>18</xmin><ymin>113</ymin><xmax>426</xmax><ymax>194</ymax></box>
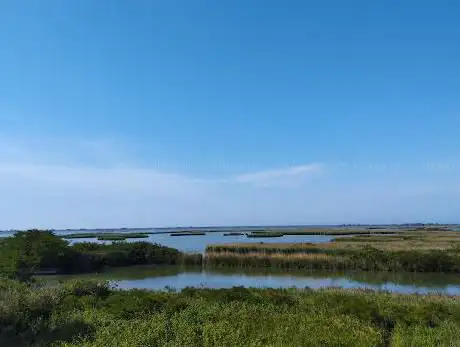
<box><xmin>47</xmin><ymin>266</ymin><xmax>460</xmax><ymax>295</ymax></box>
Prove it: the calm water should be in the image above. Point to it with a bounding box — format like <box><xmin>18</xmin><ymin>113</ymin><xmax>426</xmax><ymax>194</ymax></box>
<box><xmin>0</xmin><ymin>230</ymin><xmax>334</xmax><ymax>253</ymax></box>
<box><xmin>49</xmin><ymin>266</ymin><xmax>460</xmax><ymax>295</ymax></box>
<box><xmin>2</xmin><ymin>227</ymin><xmax>458</xmax><ymax>253</ymax></box>
<box><xmin>126</xmin><ymin>233</ymin><xmax>334</xmax><ymax>253</ymax></box>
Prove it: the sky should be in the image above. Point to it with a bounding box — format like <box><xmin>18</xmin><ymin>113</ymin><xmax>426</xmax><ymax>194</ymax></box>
<box><xmin>0</xmin><ymin>0</ymin><xmax>459</xmax><ymax>229</ymax></box>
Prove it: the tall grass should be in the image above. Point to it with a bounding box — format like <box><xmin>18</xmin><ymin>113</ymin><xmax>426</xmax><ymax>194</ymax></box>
<box><xmin>206</xmin><ymin>242</ymin><xmax>345</xmax><ymax>255</ymax></box>
<box><xmin>206</xmin><ymin>251</ymin><xmax>349</xmax><ymax>270</ymax></box>
<box><xmin>205</xmin><ymin>243</ymin><xmax>460</xmax><ymax>273</ymax></box>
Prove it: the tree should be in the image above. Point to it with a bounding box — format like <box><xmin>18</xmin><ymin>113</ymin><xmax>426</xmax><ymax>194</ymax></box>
<box><xmin>0</xmin><ymin>230</ymin><xmax>72</xmax><ymax>281</ymax></box>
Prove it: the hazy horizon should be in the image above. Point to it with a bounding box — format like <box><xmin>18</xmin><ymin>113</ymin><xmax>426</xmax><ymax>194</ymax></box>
<box><xmin>2</xmin><ymin>222</ymin><xmax>458</xmax><ymax>233</ymax></box>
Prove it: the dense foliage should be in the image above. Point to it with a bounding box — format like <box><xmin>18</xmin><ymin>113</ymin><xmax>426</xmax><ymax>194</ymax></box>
<box><xmin>1</xmin><ymin>280</ymin><xmax>460</xmax><ymax>346</ymax></box>
<box><xmin>71</xmin><ymin>242</ymin><xmax>202</xmax><ymax>270</ymax></box>
<box><xmin>0</xmin><ymin>230</ymin><xmax>75</xmax><ymax>280</ymax></box>
<box><xmin>0</xmin><ymin>231</ymin><xmax>202</xmax><ymax>280</ymax></box>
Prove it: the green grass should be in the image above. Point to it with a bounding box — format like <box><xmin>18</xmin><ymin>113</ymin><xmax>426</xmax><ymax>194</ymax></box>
<box><xmin>3</xmin><ymin>279</ymin><xmax>460</xmax><ymax>346</ymax></box>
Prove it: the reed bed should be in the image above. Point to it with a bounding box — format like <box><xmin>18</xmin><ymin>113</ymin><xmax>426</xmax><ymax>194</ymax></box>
<box><xmin>206</xmin><ymin>242</ymin><xmax>342</xmax><ymax>255</ymax></box>
<box><xmin>205</xmin><ymin>251</ymin><xmax>350</xmax><ymax>270</ymax></box>
<box><xmin>205</xmin><ymin>242</ymin><xmax>460</xmax><ymax>273</ymax></box>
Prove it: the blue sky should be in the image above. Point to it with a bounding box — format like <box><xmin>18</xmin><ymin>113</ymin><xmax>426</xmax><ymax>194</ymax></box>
<box><xmin>0</xmin><ymin>0</ymin><xmax>459</xmax><ymax>229</ymax></box>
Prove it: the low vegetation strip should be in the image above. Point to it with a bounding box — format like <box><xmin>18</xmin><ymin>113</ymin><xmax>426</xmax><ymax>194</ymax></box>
<box><xmin>170</xmin><ymin>231</ymin><xmax>206</xmax><ymax>236</ymax></box>
<box><xmin>2</xmin><ymin>280</ymin><xmax>460</xmax><ymax>346</ymax></box>
<box><xmin>62</xmin><ymin>232</ymin><xmax>151</xmax><ymax>239</ymax></box>
<box><xmin>240</xmin><ymin>228</ymin><xmax>402</xmax><ymax>235</ymax></box>
<box><xmin>97</xmin><ymin>236</ymin><xmax>127</xmax><ymax>241</ymax></box>
<box><xmin>333</xmin><ymin>231</ymin><xmax>460</xmax><ymax>251</ymax></box>
<box><xmin>279</xmin><ymin>229</ymin><xmax>401</xmax><ymax>236</ymax></box>
<box><xmin>246</xmin><ymin>232</ymin><xmax>284</xmax><ymax>238</ymax></box>
<box><xmin>223</xmin><ymin>232</ymin><xmax>245</xmax><ymax>236</ymax></box>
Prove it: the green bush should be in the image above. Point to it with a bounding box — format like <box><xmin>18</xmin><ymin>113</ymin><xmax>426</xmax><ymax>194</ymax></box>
<box><xmin>2</xmin><ymin>281</ymin><xmax>460</xmax><ymax>346</ymax></box>
<box><xmin>391</xmin><ymin>322</ymin><xmax>460</xmax><ymax>346</ymax></box>
<box><xmin>0</xmin><ymin>230</ymin><xmax>77</xmax><ymax>280</ymax></box>
<box><xmin>0</xmin><ymin>231</ymin><xmax>203</xmax><ymax>279</ymax></box>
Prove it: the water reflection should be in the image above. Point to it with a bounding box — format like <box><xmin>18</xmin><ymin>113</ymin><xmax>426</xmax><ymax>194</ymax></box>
<box><xmin>48</xmin><ymin>266</ymin><xmax>460</xmax><ymax>295</ymax></box>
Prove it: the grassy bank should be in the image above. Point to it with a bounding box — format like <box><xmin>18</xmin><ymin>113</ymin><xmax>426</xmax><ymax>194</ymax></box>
<box><xmin>333</xmin><ymin>231</ymin><xmax>460</xmax><ymax>251</ymax></box>
<box><xmin>280</xmin><ymin>229</ymin><xmax>401</xmax><ymax>236</ymax></box>
<box><xmin>206</xmin><ymin>233</ymin><xmax>460</xmax><ymax>272</ymax></box>
<box><xmin>2</xmin><ymin>280</ymin><xmax>460</xmax><ymax>346</ymax></box>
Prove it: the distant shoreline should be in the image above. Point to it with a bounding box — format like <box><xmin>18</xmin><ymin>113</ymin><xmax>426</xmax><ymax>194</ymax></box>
<box><xmin>1</xmin><ymin>223</ymin><xmax>460</xmax><ymax>233</ymax></box>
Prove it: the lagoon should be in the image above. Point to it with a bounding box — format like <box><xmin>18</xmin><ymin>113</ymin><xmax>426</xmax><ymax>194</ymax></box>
<box><xmin>1</xmin><ymin>230</ymin><xmax>335</xmax><ymax>253</ymax></box>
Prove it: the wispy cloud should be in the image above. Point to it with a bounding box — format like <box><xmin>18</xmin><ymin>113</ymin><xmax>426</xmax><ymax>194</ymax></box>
<box><xmin>233</xmin><ymin>163</ymin><xmax>323</xmax><ymax>187</ymax></box>
<box><xmin>0</xmin><ymin>163</ymin><xmax>202</xmax><ymax>198</ymax></box>
<box><xmin>0</xmin><ymin>137</ymin><xmax>459</xmax><ymax>229</ymax></box>
<box><xmin>0</xmin><ymin>138</ymin><xmax>324</xmax><ymax>190</ymax></box>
